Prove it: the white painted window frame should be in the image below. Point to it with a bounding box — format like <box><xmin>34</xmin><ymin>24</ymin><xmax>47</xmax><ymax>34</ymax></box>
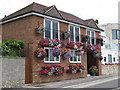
<box><xmin>44</xmin><ymin>47</ymin><xmax>60</xmax><ymax>63</ymax></box>
<box><xmin>44</xmin><ymin>18</ymin><xmax>60</xmax><ymax>40</ymax></box>
<box><xmin>86</xmin><ymin>29</ymin><xmax>96</xmax><ymax>45</ymax></box>
<box><xmin>69</xmin><ymin>24</ymin><xmax>81</xmax><ymax>42</ymax></box>
<box><xmin>69</xmin><ymin>50</ymin><xmax>81</xmax><ymax>63</ymax></box>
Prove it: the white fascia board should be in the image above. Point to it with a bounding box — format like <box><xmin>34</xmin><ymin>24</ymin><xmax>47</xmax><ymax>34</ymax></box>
<box><xmin>2</xmin><ymin>12</ymin><xmax>101</xmax><ymax>31</ymax></box>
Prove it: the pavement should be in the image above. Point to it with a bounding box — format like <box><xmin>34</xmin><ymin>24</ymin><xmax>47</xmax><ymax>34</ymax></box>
<box><xmin>21</xmin><ymin>74</ymin><xmax>119</xmax><ymax>88</ymax></box>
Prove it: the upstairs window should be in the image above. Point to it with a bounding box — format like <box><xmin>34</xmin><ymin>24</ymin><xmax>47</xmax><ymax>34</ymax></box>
<box><xmin>112</xmin><ymin>29</ymin><xmax>120</xmax><ymax>40</ymax></box>
<box><xmin>45</xmin><ymin>19</ymin><xmax>59</xmax><ymax>39</ymax></box>
<box><xmin>70</xmin><ymin>25</ymin><xmax>80</xmax><ymax>42</ymax></box>
<box><xmin>87</xmin><ymin>30</ymin><xmax>95</xmax><ymax>45</ymax></box>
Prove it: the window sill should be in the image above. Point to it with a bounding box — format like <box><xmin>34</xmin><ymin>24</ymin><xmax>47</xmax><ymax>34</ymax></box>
<box><xmin>69</xmin><ymin>62</ymin><xmax>81</xmax><ymax>63</ymax></box>
<box><xmin>44</xmin><ymin>61</ymin><xmax>60</xmax><ymax>63</ymax></box>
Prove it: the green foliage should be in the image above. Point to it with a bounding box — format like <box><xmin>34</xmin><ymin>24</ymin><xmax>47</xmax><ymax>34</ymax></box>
<box><xmin>2</xmin><ymin>40</ymin><xmax>24</xmax><ymax>57</ymax></box>
<box><xmin>95</xmin><ymin>19</ymin><xmax>99</xmax><ymax>24</ymax></box>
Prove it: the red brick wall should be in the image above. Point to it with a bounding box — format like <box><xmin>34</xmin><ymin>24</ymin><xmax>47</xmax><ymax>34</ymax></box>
<box><xmin>95</xmin><ymin>31</ymin><xmax>102</xmax><ymax>75</ymax></box>
<box><xmin>30</xmin><ymin>17</ymin><xmax>88</xmax><ymax>83</ymax></box>
<box><xmin>2</xmin><ymin>15</ymin><xmax>101</xmax><ymax>83</ymax></box>
<box><xmin>2</xmin><ymin>15</ymin><xmax>34</xmax><ymax>57</ymax></box>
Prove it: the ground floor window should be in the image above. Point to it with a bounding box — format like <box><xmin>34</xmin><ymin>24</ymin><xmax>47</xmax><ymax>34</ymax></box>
<box><xmin>44</xmin><ymin>47</ymin><xmax>60</xmax><ymax>63</ymax></box>
<box><xmin>104</xmin><ymin>57</ymin><xmax>106</xmax><ymax>62</ymax></box>
<box><xmin>113</xmin><ymin>57</ymin><xmax>115</xmax><ymax>62</ymax></box>
<box><xmin>69</xmin><ymin>50</ymin><xmax>81</xmax><ymax>63</ymax></box>
<box><xmin>108</xmin><ymin>54</ymin><xmax>112</xmax><ymax>63</ymax></box>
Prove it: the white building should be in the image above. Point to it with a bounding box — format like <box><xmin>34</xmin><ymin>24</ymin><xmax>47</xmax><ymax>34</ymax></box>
<box><xmin>99</xmin><ymin>23</ymin><xmax>119</xmax><ymax>64</ymax></box>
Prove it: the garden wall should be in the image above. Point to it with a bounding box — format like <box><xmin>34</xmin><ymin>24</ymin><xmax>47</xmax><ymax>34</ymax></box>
<box><xmin>102</xmin><ymin>64</ymin><xmax>119</xmax><ymax>75</ymax></box>
<box><xmin>1</xmin><ymin>57</ymin><xmax>25</xmax><ymax>88</ymax></box>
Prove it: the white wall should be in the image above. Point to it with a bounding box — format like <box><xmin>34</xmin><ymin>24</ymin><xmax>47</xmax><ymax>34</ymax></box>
<box><xmin>101</xmin><ymin>49</ymin><xmax>119</xmax><ymax>64</ymax></box>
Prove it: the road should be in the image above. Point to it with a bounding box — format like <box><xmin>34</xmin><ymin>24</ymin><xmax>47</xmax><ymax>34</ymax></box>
<box><xmin>88</xmin><ymin>78</ymin><xmax>119</xmax><ymax>89</ymax></box>
<box><xmin>63</xmin><ymin>76</ymin><xmax>119</xmax><ymax>89</ymax></box>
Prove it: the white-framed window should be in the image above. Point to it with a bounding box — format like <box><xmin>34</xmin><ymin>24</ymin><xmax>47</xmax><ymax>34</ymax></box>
<box><xmin>44</xmin><ymin>47</ymin><xmax>60</xmax><ymax>63</ymax></box>
<box><xmin>108</xmin><ymin>54</ymin><xmax>112</xmax><ymax>63</ymax></box>
<box><xmin>86</xmin><ymin>30</ymin><xmax>96</xmax><ymax>45</ymax></box>
<box><xmin>69</xmin><ymin>50</ymin><xmax>81</xmax><ymax>63</ymax></box>
<box><xmin>44</xmin><ymin>19</ymin><xmax>60</xmax><ymax>39</ymax></box>
<box><xmin>69</xmin><ymin>25</ymin><xmax>80</xmax><ymax>42</ymax></box>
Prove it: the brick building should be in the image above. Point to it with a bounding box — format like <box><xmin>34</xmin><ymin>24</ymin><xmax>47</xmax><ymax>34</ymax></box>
<box><xmin>1</xmin><ymin>2</ymin><xmax>103</xmax><ymax>83</ymax></box>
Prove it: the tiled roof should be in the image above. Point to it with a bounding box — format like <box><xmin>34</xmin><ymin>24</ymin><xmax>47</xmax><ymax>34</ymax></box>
<box><xmin>2</xmin><ymin>2</ymin><xmax>103</xmax><ymax>31</ymax></box>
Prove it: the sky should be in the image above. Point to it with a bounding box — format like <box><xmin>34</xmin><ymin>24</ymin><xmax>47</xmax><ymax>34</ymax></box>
<box><xmin>0</xmin><ymin>0</ymin><xmax>119</xmax><ymax>24</ymax></box>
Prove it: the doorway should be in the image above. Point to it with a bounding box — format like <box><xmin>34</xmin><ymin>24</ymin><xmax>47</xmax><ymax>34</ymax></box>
<box><xmin>87</xmin><ymin>51</ymin><xmax>97</xmax><ymax>74</ymax></box>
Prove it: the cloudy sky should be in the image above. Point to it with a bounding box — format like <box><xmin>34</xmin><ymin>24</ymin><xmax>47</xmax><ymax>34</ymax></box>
<box><xmin>0</xmin><ymin>0</ymin><xmax>119</xmax><ymax>24</ymax></box>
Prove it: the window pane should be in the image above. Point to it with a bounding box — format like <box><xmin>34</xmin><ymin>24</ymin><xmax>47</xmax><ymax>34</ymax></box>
<box><xmin>108</xmin><ymin>54</ymin><xmax>112</xmax><ymax>63</ymax></box>
<box><xmin>53</xmin><ymin>22</ymin><xmax>58</xmax><ymax>39</ymax></box>
<box><xmin>75</xmin><ymin>27</ymin><xmax>79</xmax><ymax>42</ymax></box>
<box><xmin>112</xmin><ymin>30</ymin><xmax>116</xmax><ymax>40</ymax></box>
<box><xmin>45</xmin><ymin>20</ymin><xmax>51</xmax><ymax>38</ymax></box>
<box><xmin>119</xmin><ymin>43</ymin><xmax>120</xmax><ymax>50</ymax></box>
<box><xmin>78</xmin><ymin>56</ymin><xmax>81</xmax><ymax>61</ymax></box>
<box><xmin>119</xmin><ymin>30</ymin><xmax>120</xmax><ymax>40</ymax></box>
<box><xmin>113</xmin><ymin>57</ymin><xmax>115</xmax><ymax>62</ymax></box>
<box><xmin>74</xmin><ymin>56</ymin><xmax>77</xmax><ymax>61</ymax></box>
<box><xmin>70</xmin><ymin>26</ymin><xmax>74</xmax><ymax>41</ymax></box>
<box><xmin>87</xmin><ymin>30</ymin><xmax>90</xmax><ymax>44</ymax></box>
<box><xmin>116</xmin><ymin>30</ymin><xmax>119</xmax><ymax>39</ymax></box>
<box><xmin>104</xmin><ymin>57</ymin><xmax>106</xmax><ymax>62</ymax></box>
<box><xmin>50</xmin><ymin>49</ymin><xmax>54</xmax><ymax>61</ymax></box>
<box><xmin>45</xmin><ymin>49</ymin><xmax>48</xmax><ymax>61</ymax></box>
<box><xmin>56</xmin><ymin>57</ymin><xmax>59</xmax><ymax>61</ymax></box>
<box><xmin>70</xmin><ymin>51</ymin><xmax>73</xmax><ymax>61</ymax></box>
<box><xmin>91</xmin><ymin>32</ymin><xmax>94</xmax><ymax>44</ymax></box>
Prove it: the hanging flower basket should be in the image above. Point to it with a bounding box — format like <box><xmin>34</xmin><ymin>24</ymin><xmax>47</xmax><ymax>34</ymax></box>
<box><xmin>52</xmin><ymin>46</ymin><xmax>61</xmax><ymax>57</ymax></box>
<box><xmin>81</xmin><ymin>34</ymin><xmax>89</xmax><ymax>42</ymax></box>
<box><xmin>96</xmin><ymin>37</ymin><xmax>103</xmax><ymax>46</ymax></box>
<box><xmin>86</xmin><ymin>44</ymin><xmax>93</xmax><ymax>52</ymax></box>
<box><xmin>75</xmin><ymin>47</ymin><xmax>84</xmax><ymax>56</ymax></box>
<box><xmin>62</xmin><ymin>49</ymin><xmax>72</xmax><ymax>60</ymax></box>
<box><xmin>34</xmin><ymin>48</ymin><xmax>47</xmax><ymax>59</ymax></box>
<box><xmin>98</xmin><ymin>55</ymin><xmax>103</xmax><ymax>60</ymax></box>
<box><xmin>93</xmin><ymin>50</ymin><xmax>101</xmax><ymax>58</ymax></box>
<box><xmin>62</xmin><ymin>30</ymin><xmax>70</xmax><ymax>40</ymax></box>
<box><xmin>35</xmin><ymin>24</ymin><xmax>44</xmax><ymax>34</ymax></box>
